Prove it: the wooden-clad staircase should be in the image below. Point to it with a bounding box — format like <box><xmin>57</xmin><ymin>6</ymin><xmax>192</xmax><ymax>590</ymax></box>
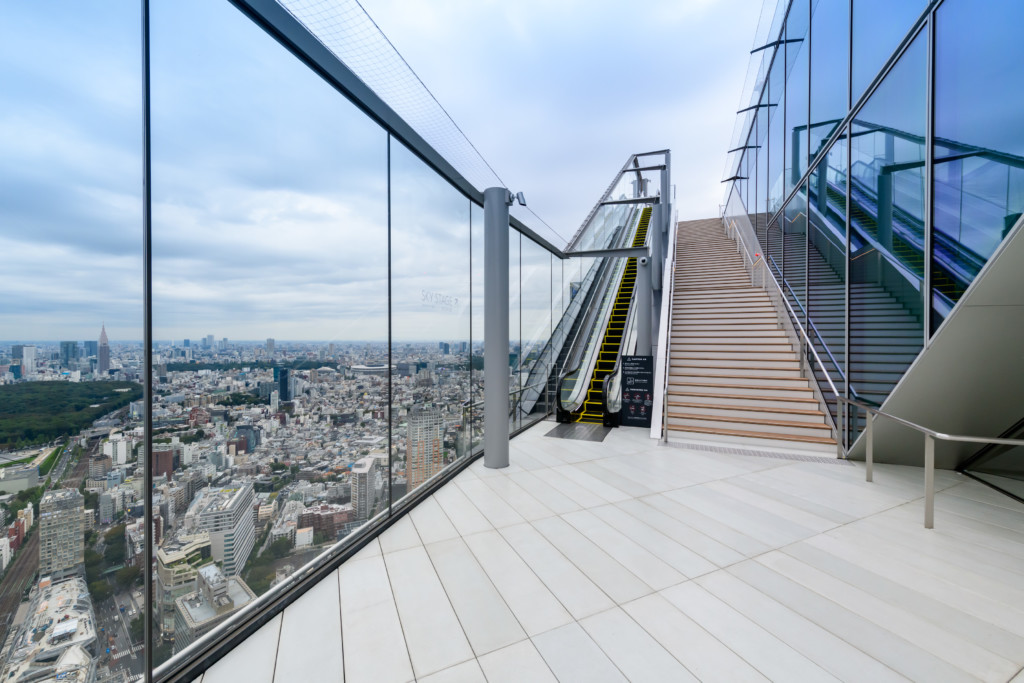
<box><xmin>666</xmin><ymin>218</ymin><xmax>836</xmax><ymax>452</ymax></box>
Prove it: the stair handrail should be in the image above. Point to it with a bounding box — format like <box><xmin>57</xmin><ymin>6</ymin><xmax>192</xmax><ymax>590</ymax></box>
<box><xmin>652</xmin><ymin>208</ymin><xmax>679</xmax><ymax>440</ymax></box>
<box><xmin>838</xmin><ymin>395</ymin><xmax>1024</xmax><ymax>529</ymax></box>
<box><xmin>725</xmin><ymin>215</ymin><xmax>842</xmax><ymax>441</ymax></box>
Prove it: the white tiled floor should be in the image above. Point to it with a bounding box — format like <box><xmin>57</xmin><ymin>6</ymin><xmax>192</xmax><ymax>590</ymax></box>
<box><xmin>205</xmin><ymin>421</ymin><xmax>1024</xmax><ymax>682</ymax></box>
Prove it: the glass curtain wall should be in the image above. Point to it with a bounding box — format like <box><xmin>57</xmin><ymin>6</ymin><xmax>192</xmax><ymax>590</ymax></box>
<box><xmin>727</xmin><ymin>0</ymin><xmax>1024</xmax><ymax>454</ymax></box>
<box><xmin>0</xmin><ymin>3</ymin><xmax>144</xmax><ymax>681</ymax></box>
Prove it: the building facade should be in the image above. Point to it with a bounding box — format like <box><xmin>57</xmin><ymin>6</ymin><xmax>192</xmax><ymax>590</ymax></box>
<box><xmin>39</xmin><ymin>489</ymin><xmax>85</xmax><ymax>580</ymax></box>
<box><xmin>183</xmin><ymin>483</ymin><xmax>255</xmax><ymax>577</ymax></box>
<box><xmin>406</xmin><ymin>404</ymin><xmax>444</xmax><ymax>491</ymax></box>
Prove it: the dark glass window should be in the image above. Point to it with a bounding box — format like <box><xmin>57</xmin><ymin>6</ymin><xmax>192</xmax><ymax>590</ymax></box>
<box><xmin>848</xmin><ymin>29</ymin><xmax>926</xmax><ymax>425</ymax></box>
<box><xmin>756</xmin><ymin>105</ymin><xmax>769</xmax><ymax>250</ymax></box>
<box><xmin>808</xmin><ymin>136</ymin><xmax>848</xmax><ymax>423</ymax></box>
<box><xmin>784</xmin><ymin>184</ymin><xmax>808</xmax><ymax>323</ymax></box>
<box><xmin>809</xmin><ymin>0</ymin><xmax>849</xmax><ymax>163</ymax></box>
<box><xmin>785</xmin><ymin>0</ymin><xmax>810</xmax><ymax>198</ymax></box>
<box><xmin>932</xmin><ymin>0</ymin><xmax>1024</xmax><ymax>331</ymax></box>
<box><xmin>851</xmin><ymin>0</ymin><xmax>926</xmax><ymax>104</ymax></box>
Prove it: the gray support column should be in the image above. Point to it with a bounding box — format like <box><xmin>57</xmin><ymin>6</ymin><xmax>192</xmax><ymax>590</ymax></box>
<box><xmin>651</xmin><ymin>203</ymin><xmax>664</xmax><ymax>290</ymax></box>
<box><xmin>636</xmin><ymin>256</ymin><xmax>653</xmax><ymax>356</ymax></box>
<box><xmin>484</xmin><ymin>187</ymin><xmax>511</xmax><ymax>469</ymax></box>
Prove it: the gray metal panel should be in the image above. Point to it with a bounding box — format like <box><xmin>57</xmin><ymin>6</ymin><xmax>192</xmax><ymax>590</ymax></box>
<box><xmin>847</xmin><ymin>217</ymin><xmax>1024</xmax><ymax>469</ymax></box>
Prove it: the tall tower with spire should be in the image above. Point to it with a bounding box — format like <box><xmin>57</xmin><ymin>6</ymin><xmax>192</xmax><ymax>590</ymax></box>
<box><xmin>98</xmin><ymin>324</ymin><xmax>110</xmax><ymax>375</ymax></box>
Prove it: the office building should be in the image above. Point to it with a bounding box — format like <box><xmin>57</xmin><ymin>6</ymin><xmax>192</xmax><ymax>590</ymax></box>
<box><xmin>406</xmin><ymin>404</ymin><xmax>444</xmax><ymax>491</ymax></box>
<box><xmin>97</xmin><ymin>324</ymin><xmax>110</xmax><ymax>374</ymax></box>
<box><xmin>39</xmin><ymin>489</ymin><xmax>85</xmax><ymax>580</ymax></box>
<box><xmin>350</xmin><ymin>456</ymin><xmax>376</xmax><ymax>521</ymax></box>
<box><xmin>278</xmin><ymin>367</ymin><xmax>291</xmax><ymax>402</ymax></box>
<box><xmin>157</xmin><ymin>531</ymin><xmax>213</xmax><ymax>642</ymax></box>
<box><xmin>59</xmin><ymin>340</ymin><xmax>78</xmax><ymax>367</ymax></box>
<box><xmin>266</xmin><ymin>338</ymin><xmax>274</xmax><ymax>353</ymax></box>
<box><xmin>18</xmin><ymin>344</ymin><xmax>36</xmax><ymax>378</ymax></box>
<box><xmin>173</xmin><ymin>565</ymin><xmax>256</xmax><ymax>654</ymax></box>
<box><xmin>83</xmin><ymin>340</ymin><xmax>98</xmax><ymax>357</ymax></box>
<box><xmin>0</xmin><ymin>464</ymin><xmax>39</xmax><ymax>494</ymax></box>
<box><xmin>182</xmin><ymin>484</ymin><xmax>255</xmax><ymax>577</ymax></box>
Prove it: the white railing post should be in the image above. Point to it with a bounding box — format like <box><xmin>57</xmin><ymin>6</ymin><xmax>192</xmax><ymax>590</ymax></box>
<box><xmin>924</xmin><ymin>434</ymin><xmax>935</xmax><ymax>529</ymax></box>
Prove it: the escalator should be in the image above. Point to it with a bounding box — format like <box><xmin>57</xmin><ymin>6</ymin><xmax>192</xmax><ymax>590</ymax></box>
<box><xmin>558</xmin><ymin>206</ymin><xmax>651</xmax><ymax>425</ymax></box>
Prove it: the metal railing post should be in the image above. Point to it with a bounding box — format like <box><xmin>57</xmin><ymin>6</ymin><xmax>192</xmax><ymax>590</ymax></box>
<box><xmin>865</xmin><ymin>412</ymin><xmax>874</xmax><ymax>483</ymax></box>
<box><xmin>924</xmin><ymin>434</ymin><xmax>935</xmax><ymax>529</ymax></box>
<box><xmin>836</xmin><ymin>398</ymin><xmax>844</xmax><ymax>460</ymax></box>
<box><xmin>484</xmin><ymin>187</ymin><xmax>511</xmax><ymax>469</ymax></box>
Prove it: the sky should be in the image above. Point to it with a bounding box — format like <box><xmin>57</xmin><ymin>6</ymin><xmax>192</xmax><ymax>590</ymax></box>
<box><xmin>0</xmin><ymin>0</ymin><xmax>761</xmax><ymax>343</ymax></box>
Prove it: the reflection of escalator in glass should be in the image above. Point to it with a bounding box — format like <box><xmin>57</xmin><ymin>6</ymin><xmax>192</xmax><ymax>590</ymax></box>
<box><xmin>559</xmin><ymin>207</ymin><xmax>651</xmax><ymax>425</ymax></box>
<box><xmin>961</xmin><ymin>417</ymin><xmax>1024</xmax><ymax>502</ymax></box>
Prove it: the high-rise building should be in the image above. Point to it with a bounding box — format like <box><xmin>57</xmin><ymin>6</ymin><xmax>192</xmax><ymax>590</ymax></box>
<box><xmin>205</xmin><ymin>334</ymin><xmax>215</xmax><ymax>349</ymax></box>
<box><xmin>83</xmin><ymin>340</ymin><xmax>98</xmax><ymax>357</ymax></box>
<box><xmin>97</xmin><ymin>324</ymin><xmax>110</xmax><ymax>374</ymax></box>
<box><xmin>11</xmin><ymin>344</ymin><xmax>24</xmax><ymax>360</ymax></box>
<box><xmin>270</xmin><ymin>390</ymin><xmax>279</xmax><ymax>413</ymax></box>
<box><xmin>59</xmin><ymin>341</ymin><xmax>78</xmax><ymax>368</ymax></box>
<box><xmin>39</xmin><ymin>489</ymin><xmax>85</xmax><ymax>580</ymax></box>
<box><xmin>173</xmin><ymin>564</ymin><xmax>255</xmax><ymax>654</ymax></box>
<box><xmin>266</xmin><ymin>338</ymin><xmax>275</xmax><ymax>354</ymax></box>
<box><xmin>278</xmin><ymin>367</ymin><xmax>291</xmax><ymax>402</ymax></box>
<box><xmin>19</xmin><ymin>345</ymin><xmax>36</xmax><ymax>378</ymax></box>
<box><xmin>182</xmin><ymin>483</ymin><xmax>255</xmax><ymax>577</ymax></box>
<box><xmin>350</xmin><ymin>456</ymin><xmax>376</xmax><ymax>521</ymax></box>
<box><xmin>157</xmin><ymin>531</ymin><xmax>212</xmax><ymax>642</ymax></box>
<box><xmin>406</xmin><ymin>405</ymin><xmax>444</xmax><ymax>491</ymax></box>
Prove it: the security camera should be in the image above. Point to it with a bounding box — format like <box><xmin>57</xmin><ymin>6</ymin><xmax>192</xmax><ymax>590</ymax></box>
<box><xmin>515</xmin><ymin>192</ymin><xmax>527</xmax><ymax>207</ymax></box>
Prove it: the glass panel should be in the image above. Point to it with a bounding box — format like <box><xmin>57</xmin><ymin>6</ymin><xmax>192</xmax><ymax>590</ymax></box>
<box><xmin>851</xmin><ymin>0</ymin><xmax>927</xmax><ymax>104</ymax></box>
<box><xmin>810</xmin><ymin>0</ymin><xmax>849</xmax><ymax>163</ymax></box>
<box><xmin>509</xmin><ymin>229</ymin><xmax>521</xmax><ymax>432</ymax></box>
<box><xmin>848</xmin><ymin>30</ymin><xmax>926</xmax><ymax>429</ymax></box>
<box><xmin>0</xmin><ymin>3</ymin><xmax>143</xmax><ymax>678</ymax></box>
<box><xmin>784</xmin><ymin>185</ymin><xmax>808</xmax><ymax>323</ymax></box>
<box><xmin>965</xmin><ymin>439</ymin><xmax>1024</xmax><ymax>501</ymax></box>
<box><xmin>390</xmin><ymin>140</ymin><xmax>470</xmax><ymax>496</ymax></box>
<box><xmin>808</xmin><ymin>136</ymin><xmax>848</xmax><ymax>423</ymax></box>
<box><xmin>150</xmin><ymin>0</ymin><xmax>388</xmax><ymax>662</ymax></box>
<box><xmin>756</xmin><ymin>106</ymin><xmax>770</xmax><ymax>250</ymax></box>
<box><xmin>931</xmin><ymin>0</ymin><xmax>1024</xmax><ymax>332</ymax></box>
<box><xmin>518</xmin><ymin>237</ymin><xmax>553</xmax><ymax>429</ymax></box>
<box><xmin>785</xmin><ymin>0</ymin><xmax>810</xmax><ymax>198</ymax></box>
<box><xmin>767</xmin><ymin>218</ymin><xmax>783</xmax><ymax>282</ymax></box>
<box><xmin>768</xmin><ymin>49</ymin><xmax>786</xmax><ymax>215</ymax></box>
<box><xmin>471</xmin><ymin>202</ymin><xmax>484</xmax><ymax>455</ymax></box>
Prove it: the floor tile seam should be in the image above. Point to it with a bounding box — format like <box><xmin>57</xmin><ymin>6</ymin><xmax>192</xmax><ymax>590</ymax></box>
<box><xmin>431</xmin><ymin>475</ymin><xmax>582</xmax><ymax>640</ymax></box>
<box><xmin>929</xmin><ymin>492</ymin><xmax>1024</xmax><ymax>535</ymax></box>
<box><xmin>676</xmin><ymin>577</ymin><xmax>839</xmax><ymax>681</ymax></box>
<box><xmin>531</xmin><ymin>613</ymin><xmax>634</xmax><ymax>683</ymax></box>
<box><xmin>577</xmin><ymin>596</ymin><xmax>708</xmax><ymax>682</ymax></box>
<box><xmin>941</xmin><ymin>485</ymin><xmax>1024</xmax><ymax>517</ymax></box>
<box><xmin>377</xmin><ymin>543</ymin><xmax>420</xmax><ymax>681</ymax></box>
<box><xmin>266</xmin><ymin>613</ymin><xmax>285</xmax><ymax>683</ymax></box>
<box><xmin>551</xmin><ymin>462</ymin><xmax>644</xmax><ymax>506</ymax></box>
<box><xmin>475</xmin><ymin>469</ymin><xmax>560</xmax><ymax>521</ymax></box>
<box><xmin>595</xmin><ymin>500</ymin><xmax>723</xmax><ymax>575</ymax></box>
<box><xmin>454</xmin><ymin>476</ymin><xmax>529</xmax><ymax>528</ymax></box>
<box><xmin>525</xmin><ymin>513</ymin><xmax>657</xmax><ymax>610</ymax></box>
<box><xmin>432</xmin><ymin>531</ymin><xmax>539</xmax><ymax>648</ymax></box>
<box><xmin>737</xmin><ymin>540</ymin><xmax>1009</xmax><ymax>680</ymax></box>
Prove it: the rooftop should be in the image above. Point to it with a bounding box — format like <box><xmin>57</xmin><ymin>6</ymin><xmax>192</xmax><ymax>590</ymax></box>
<box><xmin>201</xmin><ymin>421</ymin><xmax>1024</xmax><ymax>683</ymax></box>
<box><xmin>1</xmin><ymin>578</ymin><xmax>96</xmax><ymax>681</ymax></box>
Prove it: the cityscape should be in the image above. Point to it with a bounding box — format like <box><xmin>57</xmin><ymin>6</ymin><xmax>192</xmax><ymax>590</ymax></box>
<box><xmin>0</xmin><ymin>327</ymin><xmax>495</xmax><ymax>681</ymax></box>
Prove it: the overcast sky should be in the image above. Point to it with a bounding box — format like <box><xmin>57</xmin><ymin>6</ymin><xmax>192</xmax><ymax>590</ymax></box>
<box><xmin>0</xmin><ymin>0</ymin><xmax>759</xmax><ymax>343</ymax></box>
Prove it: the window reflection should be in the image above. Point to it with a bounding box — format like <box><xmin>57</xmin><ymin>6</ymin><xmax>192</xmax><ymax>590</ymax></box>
<box><xmin>851</xmin><ymin>0</ymin><xmax>926</xmax><ymax>104</ymax></box>
<box><xmin>848</xmin><ymin>30</ymin><xmax>925</xmax><ymax>425</ymax></box>
<box><xmin>785</xmin><ymin>0</ymin><xmax>810</xmax><ymax>199</ymax></box>
<box><xmin>810</xmin><ymin>0</ymin><xmax>849</xmax><ymax>163</ymax></box>
<box><xmin>932</xmin><ymin>0</ymin><xmax>1024</xmax><ymax>331</ymax></box>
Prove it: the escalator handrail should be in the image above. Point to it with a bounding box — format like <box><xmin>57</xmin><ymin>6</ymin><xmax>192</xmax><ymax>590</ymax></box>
<box><xmin>557</xmin><ymin>211</ymin><xmax>642</xmax><ymax>412</ymax></box>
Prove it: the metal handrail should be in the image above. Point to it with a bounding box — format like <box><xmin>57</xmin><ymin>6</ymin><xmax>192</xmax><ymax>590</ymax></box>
<box><xmin>726</xmin><ymin>216</ymin><xmax>841</xmax><ymax>439</ymax></box>
<box><xmin>838</xmin><ymin>395</ymin><xmax>1024</xmax><ymax>529</ymax></box>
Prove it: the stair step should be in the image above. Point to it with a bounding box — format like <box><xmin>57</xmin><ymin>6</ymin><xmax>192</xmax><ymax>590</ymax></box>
<box><xmin>668</xmin><ymin>389</ymin><xmax>819</xmax><ymax>407</ymax></box>
<box><xmin>667</xmin><ymin>413</ymin><xmax>834</xmax><ymax>439</ymax></box>
<box><xmin>671</xmin><ymin>357</ymin><xmax>802</xmax><ymax>370</ymax></box>
<box><xmin>667</xmin><ymin>401</ymin><xmax>827</xmax><ymax>424</ymax></box>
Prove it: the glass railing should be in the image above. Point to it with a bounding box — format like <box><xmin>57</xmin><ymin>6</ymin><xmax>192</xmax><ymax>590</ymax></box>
<box><xmin>0</xmin><ymin>2</ymin><xmax>572</xmax><ymax>681</ymax></box>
